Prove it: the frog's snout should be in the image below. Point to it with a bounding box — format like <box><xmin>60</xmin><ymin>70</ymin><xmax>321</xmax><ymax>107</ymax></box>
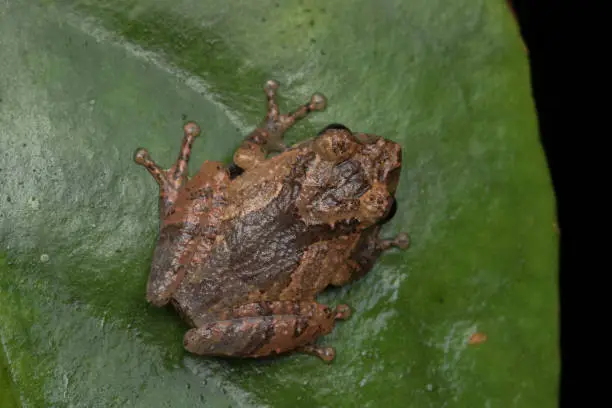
<box><xmin>358</xmin><ymin>182</ymin><xmax>393</xmax><ymax>224</ymax></box>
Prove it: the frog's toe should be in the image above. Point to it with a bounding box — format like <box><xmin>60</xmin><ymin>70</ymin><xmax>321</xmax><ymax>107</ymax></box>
<box><xmin>265</xmin><ymin>79</ymin><xmax>280</xmax><ymax>94</ymax></box>
<box><xmin>133</xmin><ymin>148</ymin><xmax>150</xmax><ymax>165</ymax></box>
<box><xmin>379</xmin><ymin>232</ymin><xmax>410</xmax><ymax>251</ymax></box>
<box><xmin>334</xmin><ymin>304</ymin><xmax>352</xmax><ymax>320</ymax></box>
<box><xmin>393</xmin><ymin>232</ymin><xmax>410</xmax><ymax>249</ymax></box>
<box><xmin>297</xmin><ymin>344</ymin><xmax>336</xmax><ymax>362</ymax></box>
<box><xmin>183</xmin><ymin>121</ymin><xmax>201</xmax><ymax>138</ymax></box>
<box><xmin>309</xmin><ymin>93</ymin><xmax>327</xmax><ymax>111</ymax></box>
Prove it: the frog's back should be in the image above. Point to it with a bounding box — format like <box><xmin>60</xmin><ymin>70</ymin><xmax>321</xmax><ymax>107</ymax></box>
<box><xmin>173</xmin><ymin>166</ymin><xmax>310</xmax><ymax>322</ymax></box>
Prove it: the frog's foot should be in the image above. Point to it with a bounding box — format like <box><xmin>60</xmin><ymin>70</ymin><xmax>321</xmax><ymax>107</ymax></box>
<box><xmin>183</xmin><ymin>301</ymin><xmax>350</xmax><ymax>362</ymax></box>
<box><xmin>377</xmin><ymin>232</ymin><xmax>410</xmax><ymax>251</ymax></box>
<box><xmin>233</xmin><ymin>80</ymin><xmax>326</xmax><ymax>170</ymax></box>
<box><xmin>260</xmin><ymin>80</ymin><xmax>327</xmax><ymax>139</ymax></box>
<box><xmin>296</xmin><ymin>344</ymin><xmax>336</xmax><ymax>362</ymax></box>
<box><xmin>134</xmin><ymin>122</ymin><xmax>200</xmax><ymax>210</ymax></box>
<box><xmin>333</xmin><ymin>303</ymin><xmax>352</xmax><ymax>320</ymax></box>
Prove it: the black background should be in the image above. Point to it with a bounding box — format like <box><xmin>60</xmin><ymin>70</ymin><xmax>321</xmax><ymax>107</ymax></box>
<box><xmin>508</xmin><ymin>1</ymin><xmax>571</xmax><ymax>406</ymax></box>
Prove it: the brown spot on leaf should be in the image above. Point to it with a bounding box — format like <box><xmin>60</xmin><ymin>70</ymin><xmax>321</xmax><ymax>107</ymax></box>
<box><xmin>468</xmin><ymin>332</ymin><xmax>487</xmax><ymax>345</ymax></box>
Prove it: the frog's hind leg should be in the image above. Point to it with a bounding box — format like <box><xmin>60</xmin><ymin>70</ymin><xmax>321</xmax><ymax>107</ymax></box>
<box><xmin>183</xmin><ymin>301</ymin><xmax>350</xmax><ymax>362</ymax></box>
<box><xmin>295</xmin><ymin>344</ymin><xmax>336</xmax><ymax>362</ymax></box>
<box><xmin>232</xmin><ymin>80</ymin><xmax>327</xmax><ymax>170</ymax></box>
<box><xmin>134</xmin><ymin>122</ymin><xmax>201</xmax><ymax>213</ymax></box>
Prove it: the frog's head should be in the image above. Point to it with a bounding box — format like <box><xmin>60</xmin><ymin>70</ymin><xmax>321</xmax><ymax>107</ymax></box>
<box><xmin>304</xmin><ymin>123</ymin><xmax>402</xmax><ymax>228</ymax></box>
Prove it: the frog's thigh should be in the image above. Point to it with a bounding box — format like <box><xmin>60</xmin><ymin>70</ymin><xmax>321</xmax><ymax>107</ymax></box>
<box><xmin>229</xmin><ymin>300</ymin><xmax>346</xmax><ymax>319</ymax></box>
<box><xmin>183</xmin><ymin>301</ymin><xmax>350</xmax><ymax>360</ymax></box>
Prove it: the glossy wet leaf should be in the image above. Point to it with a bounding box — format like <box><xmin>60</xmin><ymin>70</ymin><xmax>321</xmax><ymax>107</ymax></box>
<box><xmin>0</xmin><ymin>0</ymin><xmax>558</xmax><ymax>406</ymax></box>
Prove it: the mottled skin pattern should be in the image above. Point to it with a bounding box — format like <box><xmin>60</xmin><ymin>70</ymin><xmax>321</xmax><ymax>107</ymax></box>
<box><xmin>134</xmin><ymin>80</ymin><xmax>409</xmax><ymax>362</ymax></box>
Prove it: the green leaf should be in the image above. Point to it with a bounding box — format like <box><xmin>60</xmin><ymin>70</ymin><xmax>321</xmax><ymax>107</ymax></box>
<box><xmin>0</xmin><ymin>0</ymin><xmax>558</xmax><ymax>406</ymax></box>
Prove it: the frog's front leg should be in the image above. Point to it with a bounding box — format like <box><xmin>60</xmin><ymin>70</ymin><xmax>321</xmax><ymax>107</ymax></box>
<box><xmin>330</xmin><ymin>231</ymin><xmax>410</xmax><ymax>287</ymax></box>
<box><xmin>134</xmin><ymin>122</ymin><xmax>200</xmax><ymax>216</ymax></box>
<box><xmin>183</xmin><ymin>301</ymin><xmax>351</xmax><ymax>362</ymax></box>
<box><xmin>377</xmin><ymin>232</ymin><xmax>410</xmax><ymax>251</ymax></box>
<box><xmin>233</xmin><ymin>80</ymin><xmax>327</xmax><ymax>170</ymax></box>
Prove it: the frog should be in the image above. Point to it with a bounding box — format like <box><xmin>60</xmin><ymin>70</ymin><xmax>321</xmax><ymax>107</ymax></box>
<box><xmin>134</xmin><ymin>80</ymin><xmax>409</xmax><ymax>362</ymax></box>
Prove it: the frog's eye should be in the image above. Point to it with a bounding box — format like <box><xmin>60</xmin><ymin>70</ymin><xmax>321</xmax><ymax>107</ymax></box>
<box><xmin>317</xmin><ymin>123</ymin><xmax>352</xmax><ymax>136</ymax></box>
<box><xmin>313</xmin><ymin>128</ymin><xmax>359</xmax><ymax>163</ymax></box>
<box><xmin>379</xmin><ymin>198</ymin><xmax>397</xmax><ymax>225</ymax></box>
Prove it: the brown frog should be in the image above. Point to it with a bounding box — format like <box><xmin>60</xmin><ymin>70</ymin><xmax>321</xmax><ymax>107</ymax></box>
<box><xmin>134</xmin><ymin>80</ymin><xmax>409</xmax><ymax>362</ymax></box>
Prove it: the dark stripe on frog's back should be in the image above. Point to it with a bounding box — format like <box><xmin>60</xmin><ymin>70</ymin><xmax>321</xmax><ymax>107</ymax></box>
<box><xmin>177</xmin><ymin>171</ymin><xmax>309</xmax><ymax>317</ymax></box>
<box><xmin>179</xmin><ymin>202</ymin><xmax>362</xmax><ymax>322</ymax></box>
